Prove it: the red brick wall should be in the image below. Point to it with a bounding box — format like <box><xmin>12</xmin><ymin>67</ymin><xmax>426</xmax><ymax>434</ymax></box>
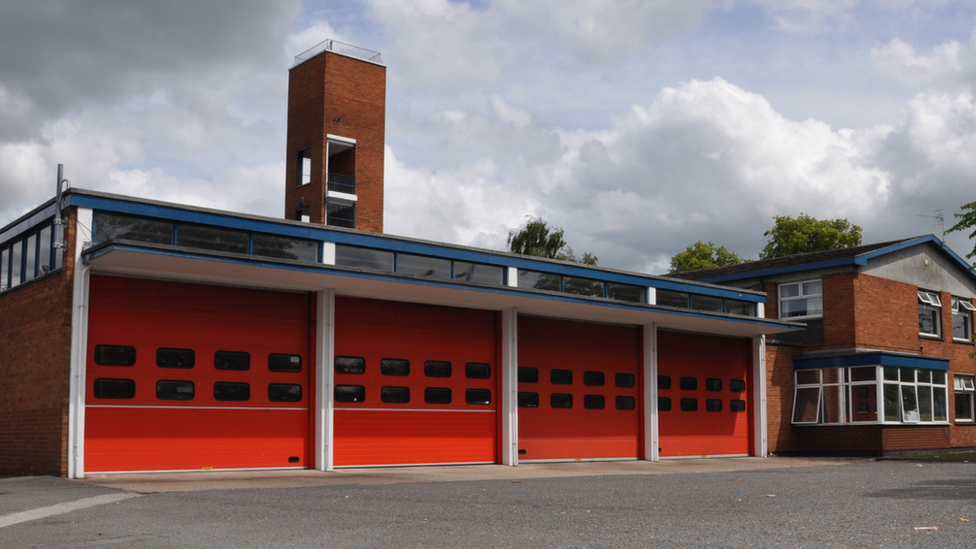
<box><xmin>0</xmin><ymin>211</ymin><xmax>75</xmax><ymax>476</ymax></box>
<box><xmin>794</xmin><ymin>425</ymin><xmax>952</xmax><ymax>455</ymax></box>
<box><xmin>766</xmin><ymin>342</ymin><xmax>800</xmax><ymax>453</ymax></box>
<box><xmin>284</xmin><ymin>50</ymin><xmax>386</xmax><ymax>232</ymax></box>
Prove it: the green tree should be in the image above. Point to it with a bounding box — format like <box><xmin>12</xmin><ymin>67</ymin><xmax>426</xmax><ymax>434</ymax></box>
<box><xmin>947</xmin><ymin>200</ymin><xmax>976</xmax><ymax>269</ymax></box>
<box><xmin>507</xmin><ymin>217</ymin><xmax>598</xmax><ymax>265</ymax></box>
<box><xmin>668</xmin><ymin>241</ymin><xmax>742</xmax><ymax>273</ymax></box>
<box><xmin>759</xmin><ymin>214</ymin><xmax>862</xmax><ymax>259</ymax></box>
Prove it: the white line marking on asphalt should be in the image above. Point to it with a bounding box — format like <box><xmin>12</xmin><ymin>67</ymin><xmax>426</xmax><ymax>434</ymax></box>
<box><xmin>0</xmin><ymin>492</ymin><xmax>140</xmax><ymax>529</ymax></box>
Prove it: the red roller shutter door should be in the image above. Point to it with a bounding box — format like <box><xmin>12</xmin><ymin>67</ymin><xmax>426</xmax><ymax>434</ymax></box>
<box><xmin>517</xmin><ymin>316</ymin><xmax>641</xmax><ymax>461</ymax></box>
<box><xmin>85</xmin><ymin>276</ymin><xmax>312</xmax><ymax>473</ymax></box>
<box><xmin>657</xmin><ymin>330</ymin><xmax>752</xmax><ymax>458</ymax></box>
<box><xmin>333</xmin><ymin>297</ymin><xmax>498</xmax><ymax>467</ymax></box>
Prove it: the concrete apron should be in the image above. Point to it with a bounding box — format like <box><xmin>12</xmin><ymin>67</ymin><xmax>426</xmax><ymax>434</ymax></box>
<box><xmin>78</xmin><ymin>457</ymin><xmax>856</xmax><ymax>493</ymax></box>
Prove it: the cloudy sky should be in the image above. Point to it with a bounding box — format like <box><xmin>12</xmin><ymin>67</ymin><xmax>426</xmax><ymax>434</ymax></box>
<box><xmin>2</xmin><ymin>0</ymin><xmax>976</xmax><ymax>273</ymax></box>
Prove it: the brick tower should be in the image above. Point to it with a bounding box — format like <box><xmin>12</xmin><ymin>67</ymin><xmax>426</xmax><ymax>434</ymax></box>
<box><xmin>284</xmin><ymin>40</ymin><xmax>386</xmax><ymax>232</ymax></box>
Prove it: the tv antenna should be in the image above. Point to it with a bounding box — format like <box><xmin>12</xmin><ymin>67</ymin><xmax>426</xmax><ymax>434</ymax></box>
<box><xmin>917</xmin><ymin>210</ymin><xmax>945</xmax><ymax>242</ymax></box>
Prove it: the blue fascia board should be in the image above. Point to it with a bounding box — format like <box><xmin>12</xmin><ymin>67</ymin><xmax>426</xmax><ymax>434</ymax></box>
<box><xmin>696</xmin><ymin>257</ymin><xmax>859</xmax><ymax>283</ymax></box>
<box><xmin>66</xmin><ymin>191</ymin><xmax>765</xmax><ymax>303</ymax></box>
<box><xmin>794</xmin><ymin>352</ymin><xmax>950</xmax><ymax>371</ymax></box>
<box><xmin>83</xmin><ymin>243</ymin><xmax>796</xmax><ymax>331</ymax></box>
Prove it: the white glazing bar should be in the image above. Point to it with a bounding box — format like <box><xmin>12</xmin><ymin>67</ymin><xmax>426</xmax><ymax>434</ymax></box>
<box><xmin>322</xmin><ymin>242</ymin><xmax>336</xmax><ymax>265</ymax></box>
<box><xmin>644</xmin><ymin>323</ymin><xmax>658</xmax><ymax>461</ymax></box>
<box><xmin>67</xmin><ymin>207</ymin><xmax>93</xmax><ymax>479</ymax></box>
<box><xmin>506</xmin><ymin>267</ymin><xmax>518</xmax><ymax>288</ymax></box>
<box><xmin>646</xmin><ymin>287</ymin><xmax>657</xmax><ymax>305</ymax></box>
<box><xmin>316</xmin><ymin>289</ymin><xmax>336</xmax><ymax>471</ymax></box>
<box><xmin>753</xmin><ymin>335</ymin><xmax>768</xmax><ymax>457</ymax></box>
<box><xmin>500</xmin><ymin>308</ymin><xmax>519</xmax><ymax>465</ymax></box>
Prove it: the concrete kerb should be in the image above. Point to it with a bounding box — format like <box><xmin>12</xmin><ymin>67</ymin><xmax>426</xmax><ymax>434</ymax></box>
<box><xmin>77</xmin><ymin>456</ymin><xmax>858</xmax><ymax>493</ymax></box>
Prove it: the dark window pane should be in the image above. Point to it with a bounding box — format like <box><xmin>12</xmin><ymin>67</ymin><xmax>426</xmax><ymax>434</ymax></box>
<box><xmin>335</xmin><ymin>356</ymin><xmax>366</xmax><ymax>375</ymax></box>
<box><xmin>657</xmin><ymin>289</ymin><xmax>690</xmax><ymax>308</ymax></box>
<box><xmin>1</xmin><ymin>247</ymin><xmax>8</xmax><ymax>291</ymax></box>
<box><xmin>465</xmin><ymin>362</ymin><xmax>491</xmax><ymax>379</ymax></box>
<box><xmin>730</xmin><ymin>399</ymin><xmax>746</xmax><ymax>412</ymax></box>
<box><xmin>465</xmin><ymin>388</ymin><xmax>492</xmax><ymax>405</ymax></box>
<box><xmin>270</xmin><ymin>383</ymin><xmax>303</xmax><ymax>402</ymax></box>
<box><xmin>10</xmin><ymin>240</ymin><xmax>21</xmax><ymax>288</ymax></box>
<box><xmin>381</xmin><ymin>358</ymin><xmax>410</xmax><ymax>376</ymax></box>
<box><xmin>214</xmin><ymin>382</ymin><xmax>250</xmax><ymax>402</ymax></box>
<box><xmin>680</xmin><ymin>377</ymin><xmax>697</xmax><ymax>391</ymax></box>
<box><xmin>252</xmin><ymin>233</ymin><xmax>318</xmax><ymax>262</ymax></box>
<box><xmin>615</xmin><ymin>373</ymin><xmax>636</xmax><ymax>388</ymax></box>
<box><xmin>725</xmin><ymin>299</ymin><xmax>754</xmax><ymax>316</ymax></box>
<box><xmin>706</xmin><ymin>399</ymin><xmax>723</xmax><ymax>412</ymax></box>
<box><xmin>156</xmin><ymin>348</ymin><xmax>194</xmax><ymax>369</ymax></box>
<box><xmin>93</xmin><ymin>378</ymin><xmax>135</xmax><ymax>399</ymax></box>
<box><xmin>518</xmin><ymin>392</ymin><xmax>539</xmax><ymax>408</ymax></box>
<box><xmin>453</xmin><ymin>262</ymin><xmax>504</xmax><ymax>285</ymax></box>
<box><xmin>269</xmin><ymin>354</ymin><xmax>302</xmax><ymax>373</ymax></box>
<box><xmin>518</xmin><ymin>367</ymin><xmax>539</xmax><ymax>384</ymax></box>
<box><xmin>658</xmin><ymin>397</ymin><xmax>671</xmax><ymax>411</ymax></box>
<box><xmin>37</xmin><ymin>225</ymin><xmax>51</xmax><ymax>275</ymax></box>
<box><xmin>381</xmin><ymin>386</ymin><xmax>410</xmax><ymax>404</ymax></box>
<box><xmin>397</xmin><ymin>253</ymin><xmax>451</xmax><ymax>279</ymax></box>
<box><xmin>517</xmin><ymin>270</ymin><xmax>561</xmax><ymax>291</ymax></box>
<box><xmin>177</xmin><ymin>224</ymin><xmax>249</xmax><ymax>254</ymax></box>
<box><xmin>424</xmin><ymin>387</ymin><xmax>452</xmax><ymax>404</ymax></box>
<box><xmin>680</xmin><ymin>398</ymin><xmax>698</xmax><ymax>412</ymax></box>
<box><xmin>23</xmin><ymin>233</ymin><xmax>35</xmax><ymax>282</ymax></box>
<box><xmin>95</xmin><ymin>345</ymin><xmax>136</xmax><ymax>366</ymax></box>
<box><xmin>215</xmin><ymin>351</ymin><xmax>250</xmax><ymax>371</ymax></box>
<box><xmin>584</xmin><ymin>395</ymin><xmax>605</xmax><ymax>409</ymax></box>
<box><xmin>424</xmin><ymin>361</ymin><xmax>452</xmax><ymax>378</ymax></box>
<box><xmin>657</xmin><ymin>375</ymin><xmax>671</xmax><ymax>390</ymax></box>
<box><xmin>157</xmin><ymin>380</ymin><xmax>194</xmax><ymax>401</ymax></box>
<box><xmin>551</xmin><ymin>393</ymin><xmax>573</xmax><ymax>409</ymax></box>
<box><xmin>705</xmin><ymin>378</ymin><xmax>722</xmax><ymax>392</ymax></box>
<box><xmin>583</xmin><ymin>371</ymin><xmax>605</xmax><ymax>386</ymax></box>
<box><xmin>92</xmin><ymin>212</ymin><xmax>173</xmax><ymax>245</ymax></box>
<box><xmin>608</xmin><ymin>283</ymin><xmax>644</xmax><ymax>303</ymax></box>
<box><xmin>335</xmin><ymin>245</ymin><xmax>394</xmax><ymax>271</ymax></box>
<box><xmin>729</xmin><ymin>379</ymin><xmax>746</xmax><ymax>392</ymax></box>
<box><xmin>563</xmin><ymin>276</ymin><xmax>605</xmax><ymax>297</ymax></box>
<box><xmin>691</xmin><ymin>295</ymin><xmax>724</xmax><ymax>312</ymax></box>
<box><xmin>550</xmin><ymin>369</ymin><xmax>573</xmax><ymax>385</ymax></box>
<box><xmin>616</xmin><ymin>396</ymin><xmax>637</xmax><ymax>411</ymax></box>
<box><xmin>334</xmin><ymin>385</ymin><xmax>364</xmax><ymax>403</ymax></box>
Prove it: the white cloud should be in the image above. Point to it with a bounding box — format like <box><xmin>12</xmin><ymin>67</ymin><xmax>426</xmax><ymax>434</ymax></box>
<box><xmin>870</xmin><ymin>38</ymin><xmax>963</xmax><ymax>83</ymax></box>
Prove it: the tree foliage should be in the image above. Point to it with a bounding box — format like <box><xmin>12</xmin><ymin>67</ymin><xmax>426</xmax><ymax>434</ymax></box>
<box><xmin>759</xmin><ymin>214</ymin><xmax>862</xmax><ymax>259</ymax></box>
<box><xmin>947</xmin><ymin>200</ymin><xmax>976</xmax><ymax>268</ymax></box>
<box><xmin>507</xmin><ymin>217</ymin><xmax>598</xmax><ymax>265</ymax></box>
<box><xmin>668</xmin><ymin>241</ymin><xmax>742</xmax><ymax>273</ymax></box>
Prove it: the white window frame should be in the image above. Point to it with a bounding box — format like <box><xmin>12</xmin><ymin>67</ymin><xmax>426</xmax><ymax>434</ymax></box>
<box><xmin>918</xmin><ymin>290</ymin><xmax>942</xmax><ymax>338</ymax></box>
<box><xmin>779</xmin><ymin>279</ymin><xmax>823</xmax><ymax>320</ymax></box>
<box><xmin>954</xmin><ymin>374</ymin><xmax>975</xmax><ymax>423</ymax></box>
<box><xmin>951</xmin><ymin>297</ymin><xmax>975</xmax><ymax>342</ymax></box>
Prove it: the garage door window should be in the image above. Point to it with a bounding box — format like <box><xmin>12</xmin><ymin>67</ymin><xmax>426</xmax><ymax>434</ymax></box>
<box><xmin>271</xmin><ymin>384</ymin><xmax>303</xmax><ymax>402</ymax></box>
<box><xmin>465</xmin><ymin>363</ymin><xmax>491</xmax><ymax>379</ymax></box>
<box><xmin>157</xmin><ymin>380</ymin><xmax>194</xmax><ymax>400</ymax></box>
<box><xmin>95</xmin><ymin>345</ymin><xmax>136</xmax><ymax>366</ymax></box>
<box><xmin>269</xmin><ymin>354</ymin><xmax>302</xmax><ymax>373</ymax></box>
<box><xmin>551</xmin><ymin>393</ymin><xmax>573</xmax><ymax>408</ymax></box>
<box><xmin>518</xmin><ymin>368</ymin><xmax>539</xmax><ymax>383</ymax></box>
<box><xmin>680</xmin><ymin>398</ymin><xmax>697</xmax><ymax>412</ymax></box>
<box><xmin>157</xmin><ymin>348</ymin><xmax>194</xmax><ymax>369</ymax></box>
<box><xmin>680</xmin><ymin>377</ymin><xmax>697</xmax><ymax>391</ymax></box>
<box><xmin>518</xmin><ymin>392</ymin><xmax>540</xmax><ymax>408</ymax></box>
<box><xmin>381</xmin><ymin>358</ymin><xmax>410</xmax><ymax>376</ymax></box>
<box><xmin>335</xmin><ymin>356</ymin><xmax>365</xmax><ymax>374</ymax></box>
<box><xmin>465</xmin><ymin>389</ymin><xmax>492</xmax><ymax>405</ymax></box>
<box><xmin>424</xmin><ymin>387</ymin><xmax>452</xmax><ymax>404</ymax></box>
<box><xmin>657</xmin><ymin>375</ymin><xmax>671</xmax><ymax>390</ymax></box>
<box><xmin>381</xmin><ymin>386</ymin><xmax>410</xmax><ymax>404</ymax></box>
<box><xmin>706</xmin><ymin>399</ymin><xmax>722</xmax><ymax>412</ymax></box>
<box><xmin>214</xmin><ymin>382</ymin><xmax>250</xmax><ymax>401</ymax></box>
<box><xmin>215</xmin><ymin>351</ymin><xmax>250</xmax><ymax>371</ymax></box>
<box><xmin>583</xmin><ymin>395</ymin><xmax>605</xmax><ymax>409</ymax></box>
<box><xmin>730</xmin><ymin>400</ymin><xmax>746</xmax><ymax>412</ymax></box>
<box><xmin>583</xmin><ymin>371</ymin><xmax>605</xmax><ymax>386</ymax></box>
<box><xmin>550</xmin><ymin>369</ymin><xmax>573</xmax><ymax>385</ymax></box>
<box><xmin>93</xmin><ymin>378</ymin><xmax>136</xmax><ymax>399</ymax></box>
<box><xmin>424</xmin><ymin>361</ymin><xmax>452</xmax><ymax>378</ymax></box>
<box><xmin>657</xmin><ymin>397</ymin><xmax>671</xmax><ymax>411</ymax></box>
<box><xmin>334</xmin><ymin>385</ymin><xmax>364</xmax><ymax>403</ymax></box>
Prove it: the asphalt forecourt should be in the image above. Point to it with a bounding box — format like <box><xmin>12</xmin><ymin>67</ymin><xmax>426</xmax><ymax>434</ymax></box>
<box><xmin>1</xmin><ymin>458</ymin><xmax>973</xmax><ymax>548</ymax></box>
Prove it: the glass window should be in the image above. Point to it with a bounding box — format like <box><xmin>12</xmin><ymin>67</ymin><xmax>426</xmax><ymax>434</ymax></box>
<box><xmin>214</xmin><ymin>382</ymin><xmax>250</xmax><ymax>402</ymax></box>
<box><xmin>563</xmin><ymin>276</ymin><xmax>605</xmax><ymax>298</ymax></box>
<box><xmin>550</xmin><ymin>393</ymin><xmax>573</xmax><ymax>409</ymax></box>
<box><xmin>424</xmin><ymin>387</ymin><xmax>452</xmax><ymax>404</ymax></box>
<box><xmin>952</xmin><ymin>297</ymin><xmax>975</xmax><ymax>341</ymax></box>
<box><xmin>658</xmin><ymin>397</ymin><xmax>671</xmax><ymax>411</ymax></box>
<box><xmin>583</xmin><ymin>371</ymin><xmax>605</xmax><ymax>386</ymax></box>
<box><xmin>691</xmin><ymin>295</ymin><xmax>723</xmax><ymax>312</ymax></box>
<box><xmin>453</xmin><ymin>262</ymin><xmax>504</xmax><ymax>285</ymax></box>
<box><xmin>37</xmin><ymin>225</ymin><xmax>51</xmax><ymax>276</ymax></box>
<box><xmin>156</xmin><ymin>380</ymin><xmax>194</xmax><ymax>401</ymax></box>
<box><xmin>616</xmin><ymin>373</ymin><xmax>636</xmax><ymax>388</ymax></box>
<box><xmin>156</xmin><ymin>348</ymin><xmax>194</xmax><ymax>369</ymax></box>
<box><xmin>381</xmin><ymin>358</ymin><xmax>410</xmax><ymax>376</ymax></box>
<box><xmin>335</xmin><ymin>385</ymin><xmax>365</xmax><ymax>403</ymax></box>
<box><xmin>93</xmin><ymin>378</ymin><xmax>136</xmax><ymax>399</ymax></box>
<box><xmin>725</xmin><ymin>299</ymin><xmax>754</xmax><ymax>316</ymax></box>
<box><xmin>214</xmin><ymin>351</ymin><xmax>250</xmax><ymax>371</ymax></box>
<box><xmin>518</xmin><ymin>367</ymin><xmax>539</xmax><ymax>383</ymax></box>
<box><xmin>729</xmin><ymin>379</ymin><xmax>745</xmax><ymax>392</ymax></box>
<box><xmin>397</xmin><ymin>253</ymin><xmax>451</xmax><ymax>279</ymax></box>
<box><xmin>424</xmin><ymin>361</ymin><xmax>452</xmax><ymax>378</ymax></box>
<box><xmin>335</xmin><ymin>245</ymin><xmax>395</xmax><ymax>272</ymax></box>
<box><xmin>705</xmin><ymin>378</ymin><xmax>722</xmax><ymax>392</ymax></box>
<box><xmin>680</xmin><ymin>377</ymin><xmax>697</xmax><ymax>391</ymax></box>
<box><xmin>298</xmin><ymin>147</ymin><xmax>312</xmax><ymax>187</ymax></box>
<box><xmin>607</xmin><ymin>283</ymin><xmax>644</xmax><ymax>303</ymax></box>
<box><xmin>730</xmin><ymin>399</ymin><xmax>746</xmax><ymax>412</ymax></box>
<box><xmin>10</xmin><ymin>239</ymin><xmax>21</xmax><ymax>288</ymax></box>
<box><xmin>517</xmin><ymin>270</ymin><xmax>561</xmax><ymax>291</ymax></box>
<box><xmin>657</xmin><ymin>375</ymin><xmax>671</xmax><ymax>390</ymax></box>
<box><xmin>680</xmin><ymin>398</ymin><xmax>698</xmax><ymax>412</ymax></box>
<box><xmin>94</xmin><ymin>345</ymin><xmax>136</xmax><ymax>366</ymax></box>
<box><xmin>0</xmin><ymin>247</ymin><xmax>7</xmax><ymax>291</ymax></box>
<box><xmin>779</xmin><ymin>280</ymin><xmax>823</xmax><ymax>319</ymax></box>
<box><xmin>550</xmin><ymin>369</ymin><xmax>573</xmax><ymax>385</ymax></box>
<box><xmin>177</xmin><ymin>224</ymin><xmax>249</xmax><ymax>254</ymax></box>
<box><xmin>796</xmin><ymin>370</ymin><xmax>820</xmax><ymax>385</ymax></box>
<box><xmin>792</xmin><ymin>387</ymin><xmax>821</xmax><ymax>423</ymax></box>
<box><xmin>918</xmin><ymin>290</ymin><xmax>942</xmax><ymax>336</ymax></box>
<box><xmin>656</xmin><ymin>289</ymin><xmax>689</xmax><ymax>308</ymax></box>
<box><xmin>335</xmin><ymin>356</ymin><xmax>366</xmax><ymax>375</ymax></box>
<box><xmin>270</xmin><ymin>384</ymin><xmax>303</xmax><ymax>402</ymax></box>
<box><xmin>617</xmin><ymin>396</ymin><xmax>636</xmax><ymax>410</ymax></box>
<box><xmin>955</xmin><ymin>375</ymin><xmax>975</xmax><ymax>422</ymax></box>
<box><xmin>465</xmin><ymin>363</ymin><xmax>491</xmax><ymax>379</ymax></box>
<box><xmin>705</xmin><ymin>399</ymin><xmax>722</xmax><ymax>412</ymax></box>
<box><xmin>381</xmin><ymin>386</ymin><xmax>410</xmax><ymax>404</ymax></box>
<box><xmin>92</xmin><ymin>212</ymin><xmax>174</xmax><ymax>245</ymax></box>
<box><xmin>518</xmin><ymin>392</ymin><xmax>539</xmax><ymax>408</ymax></box>
<box><xmin>465</xmin><ymin>388</ymin><xmax>492</xmax><ymax>405</ymax></box>
<box><xmin>251</xmin><ymin>234</ymin><xmax>318</xmax><ymax>262</ymax></box>
<box><xmin>269</xmin><ymin>354</ymin><xmax>302</xmax><ymax>373</ymax></box>
<box><xmin>583</xmin><ymin>395</ymin><xmax>605</xmax><ymax>409</ymax></box>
